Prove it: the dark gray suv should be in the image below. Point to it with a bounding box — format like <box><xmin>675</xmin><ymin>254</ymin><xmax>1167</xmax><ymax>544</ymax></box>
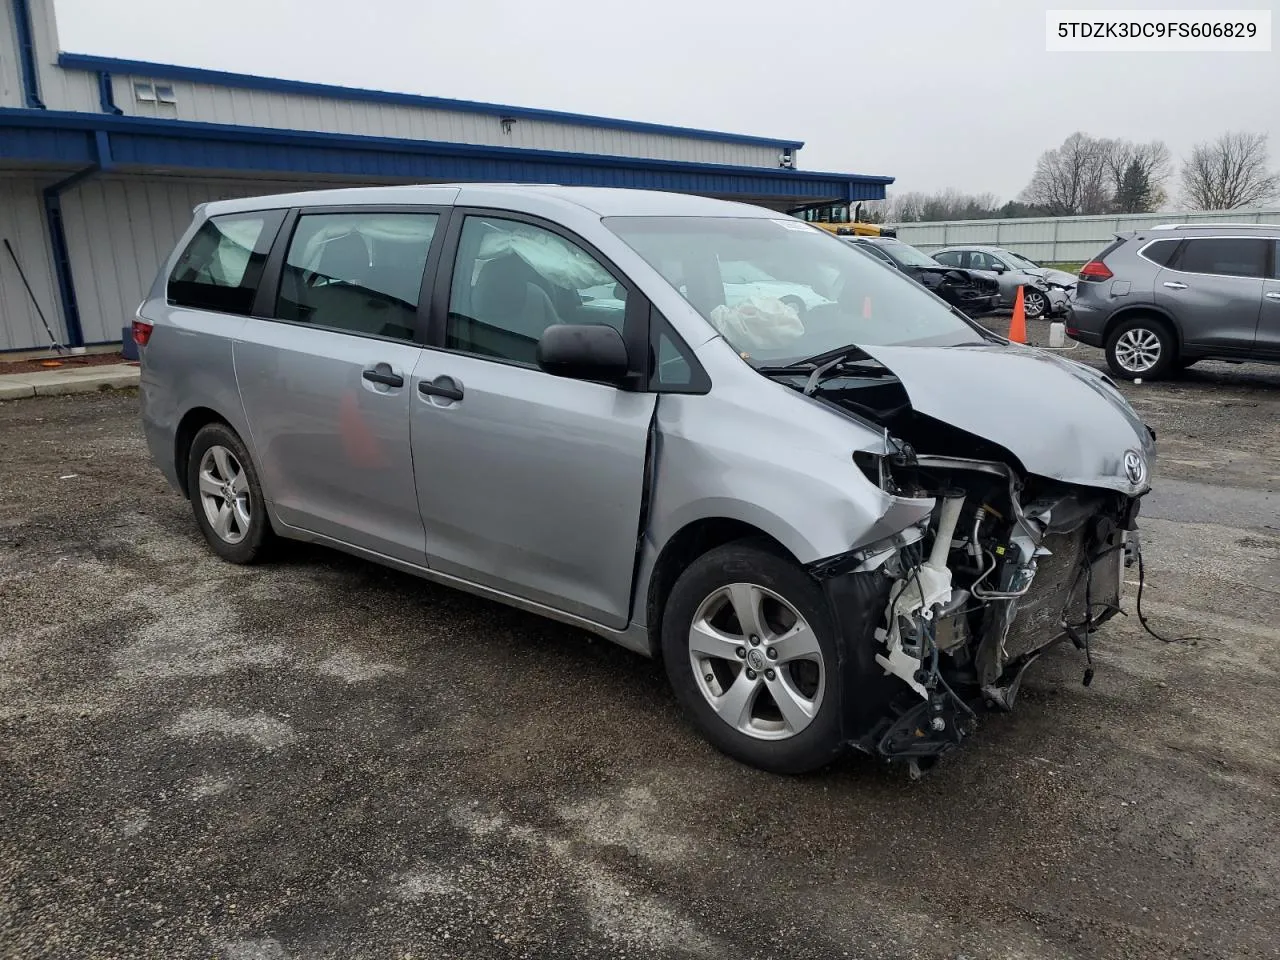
<box><xmin>1067</xmin><ymin>224</ymin><xmax>1280</xmax><ymax>379</ymax></box>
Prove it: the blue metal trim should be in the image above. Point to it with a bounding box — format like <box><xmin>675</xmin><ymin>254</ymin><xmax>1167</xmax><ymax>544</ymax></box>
<box><xmin>37</xmin><ymin>133</ymin><xmax>113</xmax><ymax>349</ymax></box>
<box><xmin>0</xmin><ymin>121</ymin><xmax>94</xmax><ymax>164</ymax></box>
<box><xmin>58</xmin><ymin>51</ymin><xmax>805</xmax><ymax>150</ymax></box>
<box><xmin>0</xmin><ymin>109</ymin><xmax>893</xmax><ymax>190</ymax></box>
<box><xmin>42</xmin><ymin>185</ymin><xmax>86</xmax><ymax>347</ymax></box>
<box><xmin>11</xmin><ymin>0</ymin><xmax>45</xmax><ymax>108</ymax></box>
<box><xmin>97</xmin><ymin>71</ymin><xmax>123</xmax><ymax>115</ymax></box>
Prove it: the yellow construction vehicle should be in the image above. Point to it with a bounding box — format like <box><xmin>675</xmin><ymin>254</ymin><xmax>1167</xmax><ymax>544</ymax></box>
<box><xmin>788</xmin><ymin>201</ymin><xmax>897</xmax><ymax>238</ymax></box>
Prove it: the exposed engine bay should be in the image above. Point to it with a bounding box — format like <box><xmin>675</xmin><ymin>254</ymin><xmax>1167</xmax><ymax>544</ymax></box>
<box><xmin>775</xmin><ymin>354</ymin><xmax>1146</xmax><ymax>774</ymax></box>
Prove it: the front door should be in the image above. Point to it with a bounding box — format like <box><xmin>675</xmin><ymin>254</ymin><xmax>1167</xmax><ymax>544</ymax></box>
<box><xmin>235</xmin><ymin>208</ymin><xmax>442</xmax><ymax>563</ymax></box>
<box><xmin>411</xmin><ymin>213</ymin><xmax>656</xmax><ymax>629</ymax></box>
<box><xmin>1155</xmin><ymin>236</ymin><xmax>1267</xmax><ymax>355</ymax></box>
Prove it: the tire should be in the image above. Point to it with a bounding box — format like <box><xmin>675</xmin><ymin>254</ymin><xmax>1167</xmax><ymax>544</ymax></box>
<box><xmin>1105</xmin><ymin>315</ymin><xmax>1176</xmax><ymax>380</ymax></box>
<box><xmin>186</xmin><ymin>422</ymin><xmax>273</xmax><ymax>564</ymax></box>
<box><xmin>661</xmin><ymin>541</ymin><xmax>844</xmax><ymax>774</ymax></box>
<box><xmin>1022</xmin><ymin>288</ymin><xmax>1048</xmax><ymax>320</ymax></box>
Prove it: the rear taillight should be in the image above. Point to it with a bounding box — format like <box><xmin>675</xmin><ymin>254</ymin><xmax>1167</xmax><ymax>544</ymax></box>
<box><xmin>1079</xmin><ymin>260</ymin><xmax>1113</xmax><ymax>282</ymax></box>
<box><xmin>132</xmin><ymin>320</ymin><xmax>153</xmax><ymax>346</ymax></box>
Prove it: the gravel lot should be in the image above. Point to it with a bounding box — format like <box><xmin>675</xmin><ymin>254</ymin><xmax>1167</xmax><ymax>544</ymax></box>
<box><xmin>2</xmin><ymin>345</ymin><xmax>1278</xmax><ymax>959</ymax></box>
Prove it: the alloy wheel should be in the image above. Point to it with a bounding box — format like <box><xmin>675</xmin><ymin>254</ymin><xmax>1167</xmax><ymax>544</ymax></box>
<box><xmin>688</xmin><ymin>583</ymin><xmax>826</xmax><ymax>741</ymax></box>
<box><xmin>197</xmin><ymin>445</ymin><xmax>252</xmax><ymax>544</ymax></box>
<box><xmin>1114</xmin><ymin>327</ymin><xmax>1162</xmax><ymax>374</ymax></box>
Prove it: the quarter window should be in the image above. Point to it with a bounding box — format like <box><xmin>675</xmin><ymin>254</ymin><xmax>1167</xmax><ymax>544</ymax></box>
<box><xmin>1140</xmin><ymin>238</ymin><xmax>1181</xmax><ymax>267</ymax></box>
<box><xmin>275</xmin><ymin>212</ymin><xmax>438</xmax><ymax>341</ymax></box>
<box><xmin>447</xmin><ymin>217</ymin><xmax>624</xmax><ymax>365</ymax></box>
<box><xmin>167</xmin><ymin>211</ymin><xmax>282</xmax><ymax>315</ymax></box>
<box><xmin>1173</xmin><ymin>237</ymin><xmax>1268</xmax><ymax>279</ymax></box>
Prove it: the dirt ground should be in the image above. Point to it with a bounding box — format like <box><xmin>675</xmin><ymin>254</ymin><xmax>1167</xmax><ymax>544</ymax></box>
<box><xmin>1</xmin><ymin>349</ymin><xmax>1278</xmax><ymax>959</ymax></box>
<box><xmin>0</xmin><ymin>351</ymin><xmax>127</xmax><ymax>374</ymax></box>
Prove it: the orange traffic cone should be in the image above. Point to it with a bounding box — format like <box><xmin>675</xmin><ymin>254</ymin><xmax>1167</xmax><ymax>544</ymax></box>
<box><xmin>1007</xmin><ymin>285</ymin><xmax>1027</xmax><ymax>344</ymax></box>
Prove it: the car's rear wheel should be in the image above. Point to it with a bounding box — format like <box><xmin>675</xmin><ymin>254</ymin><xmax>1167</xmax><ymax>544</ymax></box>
<box><xmin>1106</xmin><ymin>316</ymin><xmax>1176</xmax><ymax>379</ymax></box>
<box><xmin>1022</xmin><ymin>288</ymin><xmax>1048</xmax><ymax>319</ymax></box>
<box><xmin>661</xmin><ymin>541</ymin><xmax>844</xmax><ymax>774</ymax></box>
<box><xmin>186</xmin><ymin>422</ymin><xmax>273</xmax><ymax>564</ymax></box>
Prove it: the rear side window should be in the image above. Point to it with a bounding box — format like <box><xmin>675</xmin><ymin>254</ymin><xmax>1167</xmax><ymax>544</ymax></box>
<box><xmin>932</xmin><ymin>251</ymin><xmax>961</xmax><ymax>266</ymax></box>
<box><xmin>275</xmin><ymin>212</ymin><xmax>439</xmax><ymax>341</ymax></box>
<box><xmin>1140</xmin><ymin>238</ymin><xmax>1181</xmax><ymax>267</ymax></box>
<box><xmin>1173</xmin><ymin>237</ymin><xmax>1269</xmax><ymax>278</ymax></box>
<box><xmin>168</xmin><ymin>211</ymin><xmax>283</xmax><ymax>315</ymax></box>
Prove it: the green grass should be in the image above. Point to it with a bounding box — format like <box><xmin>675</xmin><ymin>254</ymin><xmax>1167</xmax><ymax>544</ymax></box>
<box><xmin>1044</xmin><ymin>262</ymin><xmax>1085</xmax><ymax>273</ymax></box>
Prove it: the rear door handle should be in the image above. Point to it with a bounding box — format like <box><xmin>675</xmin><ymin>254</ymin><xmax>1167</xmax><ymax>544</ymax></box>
<box><xmin>362</xmin><ymin>366</ymin><xmax>404</xmax><ymax>388</ymax></box>
<box><xmin>1266</xmin><ymin>292</ymin><xmax>1280</xmax><ymax>300</ymax></box>
<box><xmin>1162</xmin><ymin>281</ymin><xmax>1188</xmax><ymax>290</ymax></box>
<box><xmin>419</xmin><ymin>375</ymin><xmax>464</xmax><ymax>402</ymax></box>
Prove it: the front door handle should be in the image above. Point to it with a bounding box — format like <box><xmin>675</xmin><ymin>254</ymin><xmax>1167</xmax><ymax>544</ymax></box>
<box><xmin>1266</xmin><ymin>292</ymin><xmax>1280</xmax><ymax>301</ymax></box>
<box><xmin>419</xmin><ymin>375</ymin><xmax>464</xmax><ymax>402</ymax></box>
<box><xmin>362</xmin><ymin>365</ymin><xmax>404</xmax><ymax>388</ymax></box>
<box><xmin>1163</xmin><ymin>281</ymin><xmax>1188</xmax><ymax>290</ymax></box>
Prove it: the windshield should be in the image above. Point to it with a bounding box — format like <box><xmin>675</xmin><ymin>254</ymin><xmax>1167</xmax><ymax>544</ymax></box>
<box><xmin>999</xmin><ymin>250</ymin><xmax>1042</xmax><ymax>269</ymax></box>
<box><xmin>876</xmin><ymin>240</ymin><xmax>942</xmax><ymax>268</ymax></box>
<box><xmin>603</xmin><ymin>216</ymin><xmax>985</xmax><ymax>364</ymax></box>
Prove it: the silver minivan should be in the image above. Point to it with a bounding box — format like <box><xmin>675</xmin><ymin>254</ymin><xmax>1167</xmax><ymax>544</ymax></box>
<box><xmin>137</xmin><ymin>185</ymin><xmax>1155</xmax><ymax>775</ymax></box>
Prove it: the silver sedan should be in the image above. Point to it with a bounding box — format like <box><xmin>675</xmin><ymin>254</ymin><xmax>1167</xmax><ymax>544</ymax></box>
<box><xmin>931</xmin><ymin>245</ymin><xmax>1076</xmax><ymax>319</ymax></box>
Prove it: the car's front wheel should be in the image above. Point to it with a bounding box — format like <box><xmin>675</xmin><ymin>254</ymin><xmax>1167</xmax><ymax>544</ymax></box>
<box><xmin>1022</xmin><ymin>287</ymin><xmax>1048</xmax><ymax>319</ymax></box>
<box><xmin>186</xmin><ymin>422</ymin><xmax>273</xmax><ymax>564</ymax></box>
<box><xmin>1106</xmin><ymin>315</ymin><xmax>1176</xmax><ymax>380</ymax></box>
<box><xmin>662</xmin><ymin>541</ymin><xmax>844</xmax><ymax>774</ymax></box>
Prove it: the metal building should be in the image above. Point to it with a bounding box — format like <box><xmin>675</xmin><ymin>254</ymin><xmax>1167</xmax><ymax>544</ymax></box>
<box><xmin>0</xmin><ymin>0</ymin><xmax>893</xmax><ymax>354</ymax></box>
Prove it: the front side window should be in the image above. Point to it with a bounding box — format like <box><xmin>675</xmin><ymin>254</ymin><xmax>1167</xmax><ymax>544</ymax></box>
<box><xmin>1174</xmin><ymin>237</ymin><xmax>1269</xmax><ymax>279</ymax></box>
<box><xmin>447</xmin><ymin>217</ymin><xmax>624</xmax><ymax>365</ymax></box>
<box><xmin>168</xmin><ymin>212</ymin><xmax>281</xmax><ymax>315</ymax></box>
<box><xmin>605</xmin><ymin>216</ymin><xmax>985</xmax><ymax>366</ymax></box>
<box><xmin>275</xmin><ymin>212</ymin><xmax>438</xmax><ymax>340</ymax></box>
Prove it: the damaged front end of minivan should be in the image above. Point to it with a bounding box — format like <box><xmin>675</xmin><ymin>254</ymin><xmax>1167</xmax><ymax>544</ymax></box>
<box><xmin>799</xmin><ymin>344</ymin><xmax>1155</xmax><ymax>774</ymax></box>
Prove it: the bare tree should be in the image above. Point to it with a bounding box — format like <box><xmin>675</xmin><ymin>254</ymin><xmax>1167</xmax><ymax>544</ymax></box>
<box><xmin>1180</xmin><ymin>132</ymin><xmax>1280</xmax><ymax>209</ymax></box>
<box><xmin>1102</xmin><ymin>139</ymin><xmax>1171</xmax><ymax>212</ymax></box>
<box><xmin>1019</xmin><ymin>132</ymin><xmax>1113</xmax><ymax>216</ymax></box>
<box><xmin>884</xmin><ymin>189</ymin><xmax>999</xmax><ymax>222</ymax></box>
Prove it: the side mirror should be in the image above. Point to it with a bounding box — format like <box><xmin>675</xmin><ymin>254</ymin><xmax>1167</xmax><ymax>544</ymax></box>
<box><xmin>989</xmin><ymin>262</ymin><xmax>1007</xmax><ymax>273</ymax></box>
<box><xmin>536</xmin><ymin>324</ymin><xmax>630</xmax><ymax>385</ymax></box>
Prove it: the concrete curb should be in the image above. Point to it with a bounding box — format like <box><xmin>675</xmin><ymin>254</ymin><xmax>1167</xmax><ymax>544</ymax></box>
<box><xmin>0</xmin><ymin>363</ymin><xmax>140</xmax><ymax>400</ymax></box>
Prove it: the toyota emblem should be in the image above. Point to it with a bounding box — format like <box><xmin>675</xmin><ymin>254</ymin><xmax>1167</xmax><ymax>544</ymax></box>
<box><xmin>1123</xmin><ymin>450</ymin><xmax>1146</xmax><ymax>486</ymax></box>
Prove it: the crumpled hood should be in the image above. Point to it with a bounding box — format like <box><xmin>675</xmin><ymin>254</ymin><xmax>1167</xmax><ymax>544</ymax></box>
<box><xmin>858</xmin><ymin>342</ymin><xmax>1156</xmax><ymax>494</ymax></box>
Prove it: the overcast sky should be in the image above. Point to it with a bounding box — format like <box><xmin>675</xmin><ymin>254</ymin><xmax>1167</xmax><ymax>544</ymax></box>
<box><xmin>54</xmin><ymin>0</ymin><xmax>1280</xmax><ymax>203</ymax></box>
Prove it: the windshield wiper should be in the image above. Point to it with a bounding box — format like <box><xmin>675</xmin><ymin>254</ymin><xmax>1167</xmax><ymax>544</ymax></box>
<box><xmin>751</xmin><ymin>343</ymin><xmax>873</xmax><ymax>374</ymax></box>
<box><xmin>753</xmin><ymin>345</ymin><xmax>891</xmax><ymax>396</ymax></box>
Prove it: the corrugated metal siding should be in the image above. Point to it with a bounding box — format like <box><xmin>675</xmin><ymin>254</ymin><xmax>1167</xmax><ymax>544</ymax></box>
<box><xmin>0</xmin><ymin>175</ymin><xmax>64</xmax><ymax>351</ymax></box>
<box><xmin>895</xmin><ymin>209</ymin><xmax>1280</xmax><ymax>262</ymax></box>
<box><xmin>57</xmin><ymin>175</ymin><xmax>345</xmax><ymax>344</ymax></box>
<box><xmin>109</xmin><ymin>75</ymin><xmax>783</xmax><ymax>168</ymax></box>
<box><xmin>27</xmin><ymin>0</ymin><xmax>96</xmax><ymax>112</ymax></box>
<box><xmin>0</xmin><ymin>0</ymin><xmax>23</xmax><ymax>107</ymax></box>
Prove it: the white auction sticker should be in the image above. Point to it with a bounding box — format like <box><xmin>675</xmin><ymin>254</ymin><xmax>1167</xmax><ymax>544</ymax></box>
<box><xmin>1046</xmin><ymin>9</ymin><xmax>1271</xmax><ymax>51</ymax></box>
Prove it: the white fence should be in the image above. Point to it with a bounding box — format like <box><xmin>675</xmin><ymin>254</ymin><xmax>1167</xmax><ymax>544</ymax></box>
<box><xmin>892</xmin><ymin>208</ymin><xmax>1280</xmax><ymax>264</ymax></box>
